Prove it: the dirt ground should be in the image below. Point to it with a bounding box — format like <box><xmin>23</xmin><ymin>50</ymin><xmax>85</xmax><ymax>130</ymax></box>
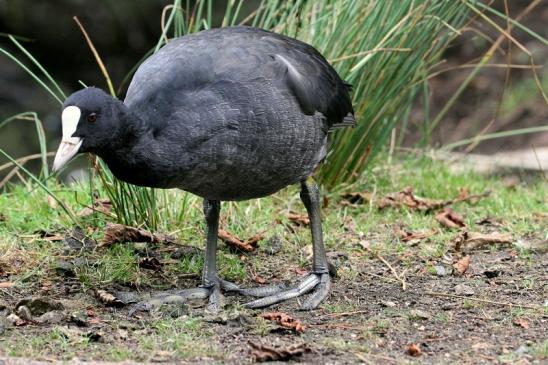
<box><xmin>1</xmin><ymin>238</ymin><xmax>546</xmax><ymax>364</ymax></box>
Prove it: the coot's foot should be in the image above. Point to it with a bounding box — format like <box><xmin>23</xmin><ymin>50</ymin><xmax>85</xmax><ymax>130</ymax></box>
<box><xmin>236</xmin><ymin>272</ymin><xmax>331</xmax><ymax>310</ymax></box>
<box><xmin>129</xmin><ymin>279</ymin><xmax>239</xmax><ymax>315</ymax></box>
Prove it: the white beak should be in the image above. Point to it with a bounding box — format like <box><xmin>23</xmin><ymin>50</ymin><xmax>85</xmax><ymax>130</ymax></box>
<box><xmin>52</xmin><ymin>137</ymin><xmax>83</xmax><ymax>172</ymax></box>
<box><xmin>52</xmin><ymin>106</ymin><xmax>83</xmax><ymax>172</ymax></box>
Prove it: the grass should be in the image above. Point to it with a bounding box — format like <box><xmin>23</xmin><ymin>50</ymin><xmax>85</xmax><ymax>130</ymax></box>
<box><xmin>0</xmin><ymin>154</ymin><xmax>546</xmax><ymax>362</ymax></box>
<box><xmin>0</xmin><ymin>0</ymin><xmax>474</xmax><ymax>231</ymax></box>
<box><xmin>2</xmin><ymin>317</ymin><xmax>219</xmax><ymax>362</ymax></box>
<box><xmin>1</xmin><ymin>154</ymin><xmax>544</xmax><ymax>293</ymax></box>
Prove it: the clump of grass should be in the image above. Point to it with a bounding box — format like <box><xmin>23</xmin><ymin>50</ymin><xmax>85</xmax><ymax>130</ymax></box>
<box><xmin>1</xmin><ymin>0</ymin><xmax>545</xmax><ymax>234</ymax></box>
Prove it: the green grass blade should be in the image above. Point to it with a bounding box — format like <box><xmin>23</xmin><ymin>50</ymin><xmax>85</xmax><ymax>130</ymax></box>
<box><xmin>0</xmin><ymin>148</ymin><xmax>79</xmax><ymax>225</ymax></box>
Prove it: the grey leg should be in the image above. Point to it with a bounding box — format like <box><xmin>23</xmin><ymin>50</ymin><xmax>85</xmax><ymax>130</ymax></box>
<box><xmin>201</xmin><ymin>199</ymin><xmax>223</xmax><ymax>312</ymax></box>
<box><xmin>130</xmin><ymin>199</ymin><xmax>226</xmax><ymax>314</ymax></box>
<box><xmin>243</xmin><ymin>178</ymin><xmax>331</xmax><ymax>310</ymax></box>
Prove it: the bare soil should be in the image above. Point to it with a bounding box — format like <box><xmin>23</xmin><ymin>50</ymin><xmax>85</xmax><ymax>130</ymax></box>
<box><xmin>1</xmin><ymin>237</ymin><xmax>546</xmax><ymax>364</ymax></box>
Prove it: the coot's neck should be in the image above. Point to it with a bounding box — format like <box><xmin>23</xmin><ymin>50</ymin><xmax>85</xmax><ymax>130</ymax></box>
<box><xmin>95</xmin><ymin>100</ymin><xmax>163</xmax><ymax>186</ymax></box>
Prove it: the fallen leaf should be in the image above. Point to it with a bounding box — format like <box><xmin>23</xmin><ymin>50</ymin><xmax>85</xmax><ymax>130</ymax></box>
<box><xmin>454</xmin><ymin>231</ymin><xmax>513</xmax><ymax>251</ymax></box>
<box><xmin>95</xmin><ymin>289</ymin><xmax>124</xmax><ymax>307</ymax></box>
<box><xmin>253</xmin><ymin>275</ymin><xmax>266</xmax><ymax>284</ymax></box>
<box><xmin>262</xmin><ymin>312</ymin><xmax>305</xmax><ymax>333</ymax></box>
<box><xmin>292</xmin><ymin>267</ymin><xmax>308</xmax><ymax>276</ymax></box>
<box><xmin>78</xmin><ymin>198</ymin><xmax>113</xmax><ymax>217</ymax></box>
<box><xmin>101</xmin><ymin>223</ymin><xmax>176</xmax><ymax>247</ymax></box>
<box><xmin>138</xmin><ymin>257</ymin><xmax>163</xmax><ymax>271</ymax></box>
<box><xmin>47</xmin><ymin>195</ymin><xmax>57</xmax><ymax>209</ymax></box>
<box><xmin>378</xmin><ymin>187</ymin><xmax>490</xmax><ymax>212</ymax></box>
<box><xmin>379</xmin><ymin>187</ymin><xmax>448</xmax><ymax>211</ymax></box>
<box><xmin>0</xmin><ymin>282</ymin><xmax>13</xmax><ymax>288</ymax></box>
<box><xmin>453</xmin><ymin>255</ymin><xmax>471</xmax><ymax>275</ymax></box>
<box><xmin>218</xmin><ymin>229</ymin><xmax>264</xmax><ymax>252</ymax></box>
<box><xmin>340</xmin><ymin>191</ymin><xmax>372</xmax><ymax>205</ymax></box>
<box><xmin>398</xmin><ymin>228</ymin><xmax>437</xmax><ymax>242</ymax></box>
<box><xmin>513</xmin><ymin>318</ymin><xmax>530</xmax><ymax>329</ymax></box>
<box><xmin>286</xmin><ymin>212</ymin><xmax>310</xmax><ymax>226</ymax></box>
<box><xmin>249</xmin><ymin>341</ymin><xmax>310</xmax><ymax>362</ymax></box>
<box><xmin>406</xmin><ymin>343</ymin><xmax>422</xmax><ymax>357</ymax></box>
<box><xmin>436</xmin><ymin>208</ymin><xmax>465</xmax><ymax>229</ymax></box>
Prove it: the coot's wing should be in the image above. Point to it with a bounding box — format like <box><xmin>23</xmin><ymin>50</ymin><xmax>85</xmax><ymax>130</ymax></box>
<box><xmin>125</xmin><ymin>26</ymin><xmax>355</xmax><ymax>131</ymax></box>
<box><xmin>265</xmin><ymin>35</ymin><xmax>356</xmax><ymax>130</ymax></box>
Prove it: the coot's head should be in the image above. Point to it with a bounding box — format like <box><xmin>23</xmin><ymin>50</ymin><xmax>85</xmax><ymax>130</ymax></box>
<box><xmin>52</xmin><ymin>87</ymin><xmax>125</xmax><ymax>172</ymax></box>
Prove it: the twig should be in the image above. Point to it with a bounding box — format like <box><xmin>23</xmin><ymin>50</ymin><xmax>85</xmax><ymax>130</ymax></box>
<box><xmin>160</xmin><ymin>5</ymin><xmax>175</xmax><ymax>44</ymax></box>
<box><xmin>73</xmin><ymin>16</ymin><xmax>116</xmax><ymax>96</ymax></box>
<box><xmin>424</xmin><ymin>291</ymin><xmax>542</xmax><ymax>310</ymax></box>
<box><xmin>306</xmin><ymin>323</ymin><xmax>362</xmax><ymax>330</ymax></box>
<box><xmin>375</xmin><ymin>252</ymin><xmax>407</xmax><ymax>290</ymax></box>
<box><xmin>322</xmin><ymin>310</ymin><xmax>369</xmax><ymax>319</ymax></box>
<box><xmin>531</xmin><ymin>144</ymin><xmax>546</xmax><ymax>180</ymax></box>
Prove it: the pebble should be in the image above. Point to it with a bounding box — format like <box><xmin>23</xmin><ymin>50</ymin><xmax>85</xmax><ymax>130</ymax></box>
<box><xmin>455</xmin><ymin>284</ymin><xmax>475</xmax><ymax>296</ymax></box>
<box><xmin>381</xmin><ymin>300</ymin><xmax>397</xmax><ymax>308</ymax></box>
<box><xmin>434</xmin><ymin>265</ymin><xmax>447</xmax><ymax>277</ymax></box>
<box><xmin>409</xmin><ymin>309</ymin><xmax>431</xmax><ymax>320</ymax></box>
<box><xmin>6</xmin><ymin>313</ymin><xmax>21</xmax><ymax>325</ymax></box>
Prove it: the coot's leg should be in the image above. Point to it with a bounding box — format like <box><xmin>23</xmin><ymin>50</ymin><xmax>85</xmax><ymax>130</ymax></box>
<box><xmin>130</xmin><ymin>199</ymin><xmax>225</xmax><ymax>314</ymax></box>
<box><xmin>241</xmin><ymin>178</ymin><xmax>331</xmax><ymax>310</ymax></box>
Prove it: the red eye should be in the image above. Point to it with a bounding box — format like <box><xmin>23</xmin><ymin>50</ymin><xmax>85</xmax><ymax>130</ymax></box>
<box><xmin>87</xmin><ymin>113</ymin><xmax>97</xmax><ymax>123</ymax></box>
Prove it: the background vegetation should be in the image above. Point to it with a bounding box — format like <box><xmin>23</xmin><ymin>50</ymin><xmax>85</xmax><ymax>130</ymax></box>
<box><xmin>0</xmin><ymin>0</ymin><xmax>546</xmax><ymax>230</ymax></box>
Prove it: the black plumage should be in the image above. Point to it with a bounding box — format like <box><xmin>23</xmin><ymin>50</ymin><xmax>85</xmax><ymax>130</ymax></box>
<box><xmin>53</xmin><ymin>26</ymin><xmax>355</xmax><ymax>311</ymax></box>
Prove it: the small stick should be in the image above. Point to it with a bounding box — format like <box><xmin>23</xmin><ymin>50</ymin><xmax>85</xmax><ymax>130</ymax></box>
<box><xmin>424</xmin><ymin>291</ymin><xmax>542</xmax><ymax>310</ymax></box>
<box><xmin>375</xmin><ymin>252</ymin><xmax>407</xmax><ymax>290</ymax></box>
<box><xmin>322</xmin><ymin>310</ymin><xmax>369</xmax><ymax>319</ymax></box>
<box><xmin>73</xmin><ymin>16</ymin><xmax>116</xmax><ymax>96</ymax></box>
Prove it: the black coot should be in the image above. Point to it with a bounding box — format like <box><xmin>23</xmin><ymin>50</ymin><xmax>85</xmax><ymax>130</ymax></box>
<box><xmin>53</xmin><ymin>26</ymin><xmax>355</xmax><ymax>312</ymax></box>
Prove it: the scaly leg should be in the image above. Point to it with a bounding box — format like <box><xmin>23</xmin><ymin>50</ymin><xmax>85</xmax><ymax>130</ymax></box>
<box><xmin>241</xmin><ymin>178</ymin><xmax>331</xmax><ymax>310</ymax></box>
<box><xmin>130</xmin><ymin>199</ymin><xmax>230</xmax><ymax>314</ymax></box>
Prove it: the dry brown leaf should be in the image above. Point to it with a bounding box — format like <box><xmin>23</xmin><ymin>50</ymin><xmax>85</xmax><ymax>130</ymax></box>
<box><xmin>262</xmin><ymin>312</ymin><xmax>305</xmax><ymax>333</ymax></box>
<box><xmin>47</xmin><ymin>195</ymin><xmax>57</xmax><ymax>209</ymax></box>
<box><xmin>378</xmin><ymin>187</ymin><xmax>490</xmax><ymax>212</ymax></box>
<box><xmin>286</xmin><ymin>212</ymin><xmax>310</xmax><ymax>226</ymax></box>
<box><xmin>218</xmin><ymin>229</ymin><xmax>264</xmax><ymax>252</ymax></box>
<box><xmin>340</xmin><ymin>191</ymin><xmax>372</xmax><ymax>205</ymax></box>
<box><xmin>379</xmin><ymin>187</ymin><xmax>448</xmax><ymax>211</ymax></box>
<box><xmin>101</xmin><ymin>223</ymin><xmax>176</xmax><ymax>247</ymax></box>
<box><xmin>513</xmin><ymin>318</ymin><xmax>530</xmax><ymax>329</ymax></box>
<box><xmin>454</xmin><ymin>231</ymin><xmax>513</xmax><ymax>251</ymax></box>
<box><xmin>78</xmin><ymin>198</ymin><xmax>113</xmax><ymax>217</ymax></box>
<box><xmin>406</xmin><ymin>343</ymin><xmax>422</xmax><ymax>357</ymax></box>
<box><xmin>249</xmin><ymin>341</ymin><xmax>310</xmax><ymax>362</ymax></box>
<box><xmin>0</xmin><ymin>282</ymin><xmax>13</xmax><ymax>288</ymax></box>
<box><xmin>435</xmin><ymin>208</ymin><xmax>466</xmax><ymax>229</ymax></box>
<box><xmin>453</xmin><ymin>255</ymin><xmax>471</xmax><ymax>275</ymax></box>
<box><xmin>138</xmin><ymin>257</ymin><xmax>163</xmax><ymax>271</ymax></box>
<box><xmin>292</xmin><ymin>267</ymin><xmax>308</xmax><ymax>276</ymax></box>
<box><xmin>455</xmin><ymin>188</ymin><xmax>491</xmax><ymax>204</ymax></box>
<box><xmin>398</xmin><ymin>228</ymin><xmax>438</xmax><ymax>242</ymax></box>
<box><xmin>95</xmin><ymin>289</ymin><xmax>124</xmax><ymax>307</ymax></box>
